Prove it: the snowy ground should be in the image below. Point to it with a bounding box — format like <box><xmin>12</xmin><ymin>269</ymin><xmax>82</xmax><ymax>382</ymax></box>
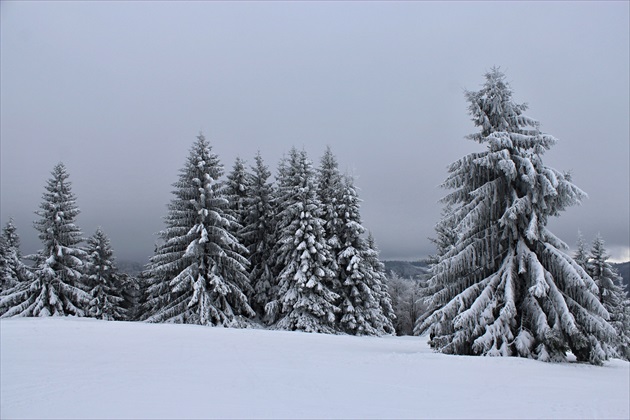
<box><xmin>1</xmin><ymin>318</ymin><xmax>628</xmax><ymax>419</ymax></box>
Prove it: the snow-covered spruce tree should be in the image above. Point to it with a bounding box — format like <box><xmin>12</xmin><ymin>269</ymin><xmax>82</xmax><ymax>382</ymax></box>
<box><xmin>334</xmin><ymin>174</ymin><xmax>395</xmax><ymax>335</ymax></box>
<box><xmin>0</xmin><ymin>235</ymin><xmax>11</xmax><ymax>292</ymax></box>
<box><xmin>421</xmin><ymin>206</ymin><xmax>459</xmax><ymax>316</ymax></box>
<box><xmin>2</xmin><ymin>219</ymin><xmax>22</xmax><ymax>262</ymax></box>
<box><xmin>315</xmin><ymin>148</ymin><xmax>394</xmax><ymax>335</ymax></box>
<box><xmin>418</xmin><ymin>207</ymin><xmax>461</xmax><ymax>330</ymax></box>
<box><xmin>223</xmin><ymin>157</ymin><xmax>252</xmax><ymax>243</ymax></box>
<box><xmin>417</xmin><ymin>68</ymin><xmax>615</xmax><ymax>364</ymax></box>
<box><xmin>573</xmin><ymin>231</ymin><xmax>589</xmax><ymax>271</ymax></box>
<box><xmin>316</xmin><ymin>146</ymin><xmax>344</xmax><ymax>271</ymax></box>
<box><xmin>143</xmin><ymin>134</ymin><xmax>254</xmax><ymax>326</ymax></box>
<box><xmin>265</xmin><ymin>148</ymin><xmax>340</xmax><ymax>333</ymax></box>
<box><xmin>365</xmin><ymin>232</ymin><xmax>396</xmax><ymax>332</ymax></box>
<box><xmin>427</xmin><ymin>205</ymin><xmax>458</xmax><ymax>266</ymax></box>
<box><xmin>118</xmin><ymin>273</ymin><xmax>143</xmax><ymax>321</ymax></box>
<box><xmin>264</xmin><ymin>153</ymin><xmax>290</xmax><ymax>320</ymax></box>
<box><xmin>0</xmin><ymin>163</ymin><xmax>91</xmax><ymax>317</ymax></box>
<box><xmin>241</xmin><ymin>152</ymin><xmax>277</xmax><ymax>317</ymax></box>
<box><xmin>587</xmin><ymin>234</ymin><xmax>630</xmax><ymax>360</ymax></box>
<box><xmin>85</xmin><ymin>227</ymin><xmax>125</xmax><ymax>320</ymax></box>
<box><xmin>131</xmin><ymin>271</ymin><xmax>151</xmax><ymax>321</ymax></box>
<box><xmin>0</xmin><ymin>219</ymin><xmax>31</xmax><ymax>292</ymax></box>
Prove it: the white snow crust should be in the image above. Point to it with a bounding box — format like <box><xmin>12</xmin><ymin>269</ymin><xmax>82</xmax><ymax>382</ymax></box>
<box><xmin>1</xmin><ymin>318</ymin><xmax>628</xmax><ymax>419</ymax></box>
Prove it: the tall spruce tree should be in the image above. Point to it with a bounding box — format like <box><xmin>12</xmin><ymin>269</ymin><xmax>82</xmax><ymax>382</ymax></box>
<box><xmin>265</xmin><ymin>148</ymin><xmax>339</xmax><ymax>333</ymax></box>
<box><xmin>241</xmin><ymin>152</ymin><xmax>277</xmax><ymax>317</ymax></box>
<box><xmin>1</xmin><ymin>163</ymin><xmax>91</xmax><ymax>317</ymax></box>
<box><xmin>317</xmin><ymin>147</ymin><xmax>344</xmax><ymax>270</ymax></box>
<box><xmin>85</xmin><ymin>227</ymin><xmax>125</xmax><ymax>320</ymax></box>
<box><xmin>264</xmin><ymin>153</ymin><xmax>291</xmax><ymax>322</ymax></box>
<box><xmin>587</xmin><ymin>234</ymin><xmax>630</xmax><ymax>360</ymax></box>
<box><xmin>417</xmin><ymin>68</ymin><xmax>615</xmax><ymax>364</ymax></box>
<box><xmin>365</xmin><ymin>232</ymin><xmax>397</xmax><ymax>332</ymax></box>
<box><xmin>143</xmin><ymin>134</ymin><xmax>254</xmax><ymax>326</ymax></box>
<box><xmin>335</xmin><ymin>175</ymin><xmax>395</xmax><ymax>335</ymax></box>
<box><xmin>315</xmin><ymin>148</ymin><xmax>394</xmax><ymax>335</ymax></box>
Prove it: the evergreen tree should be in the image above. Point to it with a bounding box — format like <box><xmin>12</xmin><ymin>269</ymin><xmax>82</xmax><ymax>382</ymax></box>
<box><xmin>263</xmin><ymin>153</ymin><xmax>290</xmax><ymax>322</ymax></box>
<box><xmin>314</xmin><ymin>148</ymin><xmax>394</xmax><ymax>335</ymax></box>
<box><xmin>317</xmin><ymin>147</ymin><xmax>344</xmax><ymax>267</ymax></box>
<box><xmin>224</xmin><ymin>157</ymin><xmax>252</xmax><ymax>243</ymax></box>
<box><xmin>421</xmin><ymin>206</ymin><xmax>458</xmax><ymax>314</ymax></box>
<box><xmin>0</xmin><ymin>219</ymin><xmax>31</xmax><ymax>292</ymax></box>
<box><xmin>427</xmin><ymin>205</ymin><xmax>458</xmax><ymax>266</ymax></box>
<box><xmin>417</xmin><ymin>69</ymin><xmax>615</xmax><ymax>364</ymax></box>
<box><xmin>265</xmin><ymin>148</ymin><xmax>339</xmax><ymax>333</ymax></box>
<box><xmin>143</xmin><ymin>134</ymin><xmax>254</xmax><ymax>326</ymax></box>
<box><xmin>335</xmin><ymin>175</ymin><xmax>395</xmax><ymax>335</ymax></box>
<box><xmin>131</xmin><ymin>271</ymin><xmax>151</xmax><ymax>322</ymax></box>
<box><xmin>241</xmin><ymin>152</ymin><xmax>277</xmax><ymax>317</ymax></box>
<box><xmin>574</xmin><ymin>231</ymin><xmax>589</xmax><ymax>271</ymax></box>
<box><xmin>119</xmin><ymin>273</ymin><xmax>143</xmax><ymax>321</ymax></box>
<box><xmin>0</xmin><ymin>163</ymin><xmax>91</xmax><ymax>317</ymax></box>
<box><xmin>0</xmin><ymin>235</ymin><xmax>10</xmax><ymax>292</ymax></box>
<box><xmin>365</xmin><ymin>232</ymin><xmax>397</xmax><ymax>333</ymax></box>
<box><xmin>2</xmin><ymin>219</ymin><xmax>22</xmax><ymax>261</ymax></box>
<box><xmin>85</xmin><ymin>227</ymin><xmax>125</xmax><ymax>320</ymax></box>
<box><xmin>587</xmin><ymin>234</ymin><xmax>630</xmax><ymax>360</ymax></box>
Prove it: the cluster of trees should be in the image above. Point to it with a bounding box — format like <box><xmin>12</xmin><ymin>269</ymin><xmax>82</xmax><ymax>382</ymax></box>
<box><xmin>0</xmin><ymin>142</ymin><xmax>396</xmax><ymax>336</ymax></box>
<box><xmin>416</xmin><ymin>68</ymin><xmax>630</xmax><ymax>364</ymax></box>
<box><xmin>0</xmin><ymin>165</ymin><xmax>139</xmax><ymax>320</ymax></box>
<box><xmin>574</xmin><ymin>233</ymin><xmax>630</xmax><ymax>359</ymax></box>
<box><xmin>386</xmin><ymin>271</ymin><xmax>426</xmax><ymax>336</ymax></box>
<box><xmin>1</xmin><ymin>67</ymin><xmax>628</xmax><ymax>365</ymax></box>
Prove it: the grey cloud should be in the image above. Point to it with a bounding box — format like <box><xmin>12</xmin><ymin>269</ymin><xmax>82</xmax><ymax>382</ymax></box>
<box><xmin>1</xmin><ymin>1</ymin><xmax>628</xmax><ymax>263</ymax></box>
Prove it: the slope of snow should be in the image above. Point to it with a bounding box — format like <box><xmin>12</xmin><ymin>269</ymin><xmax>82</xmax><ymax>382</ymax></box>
<box><xmin>1</xmin><ymin>318</ymin><xmax>628</xmax><ymax>419</ymax></box>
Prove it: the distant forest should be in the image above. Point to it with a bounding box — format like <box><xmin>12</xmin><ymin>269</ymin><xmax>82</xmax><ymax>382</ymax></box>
<box><xmin>115</xmin><ymin>258</ymin><xmax>629</xmax><ymax>289</ymax></box>
<box><xmin>381</xmin><ymin>259</ymin><xmax>630</xmax><ymax>289</ymax></box>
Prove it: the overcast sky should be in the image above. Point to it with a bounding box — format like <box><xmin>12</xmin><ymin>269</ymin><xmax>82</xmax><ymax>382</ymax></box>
<box><xmin>1</xmin><ymin>1</ymin><xmax>628</xmax><ymax>264</ymax></box>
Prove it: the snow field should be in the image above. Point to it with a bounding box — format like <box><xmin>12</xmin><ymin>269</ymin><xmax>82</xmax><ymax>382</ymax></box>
<box><xmin>1</xmin><ymin>317</ymin><xmax>628</xmax><ymax>419</ymax></box>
